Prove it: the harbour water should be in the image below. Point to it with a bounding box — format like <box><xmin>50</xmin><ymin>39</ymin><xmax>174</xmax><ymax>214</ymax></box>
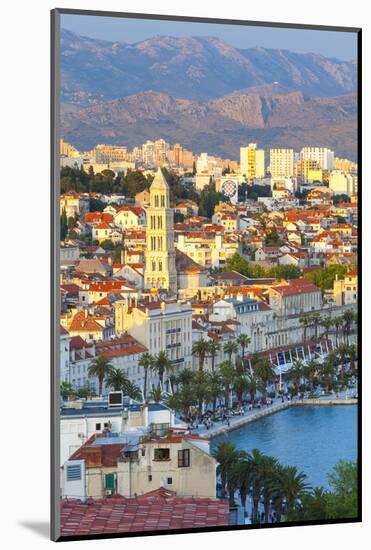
<box><xmin>211</xmin><ymin>405</ymin><xmax>358</xmax><ymax>488</ymax></box>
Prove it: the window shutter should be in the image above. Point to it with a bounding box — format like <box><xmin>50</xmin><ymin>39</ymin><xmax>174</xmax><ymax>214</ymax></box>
<box><xmin>66</xmin><ymin>464</ymin><xmax>82</xmax><ymax>482</ymax></box>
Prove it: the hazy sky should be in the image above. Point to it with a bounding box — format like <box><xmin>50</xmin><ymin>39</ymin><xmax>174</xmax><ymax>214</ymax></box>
<box><xmin>61</xmin><ymin>14</ymin><xmax>357</xmax><ymax>61</ymax></box>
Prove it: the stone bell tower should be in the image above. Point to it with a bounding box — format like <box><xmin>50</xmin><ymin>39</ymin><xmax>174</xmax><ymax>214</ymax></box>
<box><xmin>144</xmin><ymin>168</ymin><xmax>177</xmax><ymax>296</ymax></box>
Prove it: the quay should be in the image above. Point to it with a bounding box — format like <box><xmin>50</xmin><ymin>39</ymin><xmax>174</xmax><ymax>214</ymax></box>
<box><xmin>198</xmin><ymin>397</ymin><xmax>358</xmax><ymax>439</ymax></box>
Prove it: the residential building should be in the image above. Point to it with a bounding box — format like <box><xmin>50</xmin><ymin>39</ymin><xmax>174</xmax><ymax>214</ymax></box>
<box><xmin>300</xmin><ymin>147</ymin><xmax>334</xmax><ymax>170</ymax></box>
<box><xmin>333</xmin><ymin>271</ymin><xmax>358</xmax><ymax>306</ymax></box>
<box><xmin>63</xmin><ymin>431</ymin><xmax>217</xmax><ymax>500</ymax></box>
<box><xmin>329</xmin><ymin>171</ymin><xmax>358</xmax><ymax>196</ymax></box>
<box><xmin>240</xmin><ymin>144</ymin><xmax>265</xmax><ymax>179</ymax></box>
<box><xmin>269</xmin><ymin>148</ymin><xmax>294</xmax><ymax>178</ymax></box>
<box><xmin>114</xmin><ymin>299</ymin><xmax>193</xmax><ymax>380</ymax></box>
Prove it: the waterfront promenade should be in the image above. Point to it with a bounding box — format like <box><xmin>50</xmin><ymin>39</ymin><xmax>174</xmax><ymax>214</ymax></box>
<box><xmin>193</xmin><ymin>394</ymin><xmax>358</xmax><ymax>439</ymax></box>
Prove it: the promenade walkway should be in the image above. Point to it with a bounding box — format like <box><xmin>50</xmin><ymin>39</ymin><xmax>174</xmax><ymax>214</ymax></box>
<box><xmin>191</xmin><ymin>391</ymin><xmax>357</xmax><ymax>439</ymax></box>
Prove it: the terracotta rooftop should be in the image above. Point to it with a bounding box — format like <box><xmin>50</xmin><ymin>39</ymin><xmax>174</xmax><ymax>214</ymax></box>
<box><xmin>60</xmin><ymin>491</ymin><xmax>229</xmax><ymax>537</ymax></box>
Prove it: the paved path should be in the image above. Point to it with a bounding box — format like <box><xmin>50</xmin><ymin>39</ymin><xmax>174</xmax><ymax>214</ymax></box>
<box><xmin>190</xmin><ymin>391</ymin><xmax>357</xmax><ymax>439</ymax></box>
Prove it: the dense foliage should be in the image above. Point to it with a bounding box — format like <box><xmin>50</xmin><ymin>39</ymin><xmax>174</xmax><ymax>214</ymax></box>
<box><xmin>303</xmin><ymin>264</ymin><xmax>349</xmax><ymax>290</ymax></box>
<box><xmin>224</xmin><ymin>253</ymin><xmax>301</xmax><ymax>279</ymax></box>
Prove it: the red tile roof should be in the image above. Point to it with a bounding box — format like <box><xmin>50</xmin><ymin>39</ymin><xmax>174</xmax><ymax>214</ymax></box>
<box><xmin>61</xmin><ymin>489</ymin><xmax>229</xmax><ymax>537</ymax></box>
<box><xmin>60</xmin><ymin>493</ymin><xmax>229</xmax><ymax>536</ymax></box>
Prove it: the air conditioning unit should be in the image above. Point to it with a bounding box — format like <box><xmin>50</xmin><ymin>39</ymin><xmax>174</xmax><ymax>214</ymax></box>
<box><xmin>105</xmin><ymin>489</ymin><xmax>113</xmax><ymax>496</ymax></box>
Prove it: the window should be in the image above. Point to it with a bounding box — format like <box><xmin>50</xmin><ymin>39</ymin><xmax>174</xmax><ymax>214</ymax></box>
<box><xmin>95</xmin><ymin>423</ymin><xmax>101</xmax><ymax>431</ymax></box>
<box><xmin>66</xmin><ymin>463</ymin><xmax>82</xmax><ymax>482</ymax></box>
<box><xmin>105</xmin><ymin>473</ymin><xmax>116</xmax><ymax>491</ymax></box>
<box><xmin>154</xmin><ymin>448</ymin><xmax>170</xmax><ymax>461</ymax></box>
<box><xmin>148</xmin><ymin>475</ymin><xmax>152</xmax><ymax>482</ymax></box>
<box><xmin>178</xmin><ymin>449</ymin><xmax>190</xmax><ymax>468</ymax></box>
<box><xmin>141</xmin><ymin>447</ymin><xmax>146</xmax><ymax>457</ymax></box>
<box><xmin>167</xmin><ymin>477</ymin><xmax>173</xmax><ymax>485</ymax></box>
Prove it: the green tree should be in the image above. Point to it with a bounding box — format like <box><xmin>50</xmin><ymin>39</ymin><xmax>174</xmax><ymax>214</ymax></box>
<box><xmin>207</xmin><ymin>340</ymin><xmax>220</xmax><ymax>373</ymax></box>
<box><xmin>223</xmin><ymin>253</ymin><xmax>250</xmax><ymax>277</ymax></box>
<box><xmin>152</xmin><ymin>351</ymin><xmax>172</xmax><ymax>389</ymax></box>
<box><xmin>124</xmin><ymin>381</ymin><xmax>142</xmax><ymax>401</ymax></box>
<box><xmin>60</xmin><ymin>381</ymin><xmax>74</xmax><ymax>400</ymax></box>
<box><xmin>192</xmin><ymin>337</ymin><xmax>210</xmax><ymax>372</ymax></box>
<box><xmin>147</xmin><ymin>385</ymin><xmax>163</xmax><ymax>403</ymax></box>
<box><xmin>253</xmin><ymin>357</ymin><xmax>275</xmax><ymax>404</ymax></box>
<box><xmin>105</xmin><ymin>367</ymin><xmax>129</xmax><ymax>391</ymax></box>
<box><xmin>138</xmin><ymin>352</ymin><xmax>155</xmax><ymax>401</ymax></box>
<box><xmin>88</xmin><ymin>356</ymin><xmax>115</xmax><ymax>397</ymax></box>
<box><xmin>219</xmin><ymin>360</ymin><xmax>235</xmax><ymax>408</ymax></box>
<box><xmin>326</xmin><ymin>460</ymin><xmax>358</xmax><ymax>519</ymax></box>
<box><xmin>237</xmin><ymin>334</ymin><xmax>251</xmax><ymax>367</ymax></box>
<box><xmin>212</xmin><ymin>441</ymin><xmax>247</xmax><ymax>498</ymax></box>
<box><xmin>223</xmin><ymin>340</ymin><xmax>239</xmax><ymax>363</ymax></box>
<box><xmin>60</xmin><ymin>207</ymin><xmax>68</xmax><ymax>241</ymax></box>
<box><xmin>342</xmin><ymin>309</ymin><xmax>356</xmax><ymax>345</ymax></box>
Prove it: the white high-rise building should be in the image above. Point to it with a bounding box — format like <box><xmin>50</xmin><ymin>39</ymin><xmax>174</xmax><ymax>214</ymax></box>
<box><xmin>269</xmin><ymin>148</ymin><xmax>295</xmax><ymax>178</ymax></box>
<box><xmin>142</xmin><ymin>140</ymin><xmax>155</xmax><ymax>165</ymax></box>
<box><xmin>300</xmin><ymin>147</ymin><xmax>334</xmax><ymax>171</ymax></box>
<box><xmin>329</xmin><ymin>171</ymin><xmax>358</xmax><ymax>196</ymax></box>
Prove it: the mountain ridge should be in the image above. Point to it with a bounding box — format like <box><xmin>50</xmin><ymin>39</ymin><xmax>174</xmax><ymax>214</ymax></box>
<box><xmin>61</xmin><ymin>29</ymin><xmax>357</xmax><ymax>107</ymax></box>
<box><xmin>61</xmin><ymin>89</ymin><xmax>357</xmax><ymax>160</ymax></box>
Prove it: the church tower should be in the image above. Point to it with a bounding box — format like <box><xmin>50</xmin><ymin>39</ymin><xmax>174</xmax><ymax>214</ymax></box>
<box><xmin>144</xmin><ymin>168</ymin><xmax>177</xmax><ymax>295</ymax></box>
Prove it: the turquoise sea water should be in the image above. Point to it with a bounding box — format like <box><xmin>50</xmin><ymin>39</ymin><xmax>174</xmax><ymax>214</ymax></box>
<box><xmin>211</xmin><ymin>405</ymin><xmax>358</xmax><ymax>488</ymax></box>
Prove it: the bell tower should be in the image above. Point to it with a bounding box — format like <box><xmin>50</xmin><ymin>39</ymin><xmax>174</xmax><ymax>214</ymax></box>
<box><xmin>144</xmin><ymin>168</ymin><xmax>177</xmax><ymax>295</ymax></box>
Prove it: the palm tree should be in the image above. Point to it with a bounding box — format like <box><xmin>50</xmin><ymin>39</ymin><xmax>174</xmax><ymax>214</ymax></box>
<box><xmin>342</xmin><ymin>310</ymin><xmax>356</xmax><ymax>345</ymax></box>
<box><xmin>152</xmin><ymin>351</ymin><xmax>172</xmax><ymax>389</ymax></box>
<box><xmin>223</xmin><ymin>340</ymin><xmax>239</xmax><ymax>363</ymax></box>
<box><xmin>207</xmin><ymin>340</ymin><xmax>220</xmax><ymax>373</ymax></box>
<box><xmin>219</xmin><ymin>360</ymin><xmax>235</xmax><ymax>408</ymax></box>
<box><xmin>138</xmin><ymin>352</ymin><xmax>155</xmax><ymax>401</ymax></box>
<box><xmin>177</xmin><ymin>368</ymin><xmax>194</xmax><ymax>387</ymax></box>
<box><xmin>254</xmin><ymin>356</ymin><xmax>276</xmax><ymax>404</ymax></box>
<box><xmin>193</xmin><ymin>370</ymin><xmax>211</xmax><ymax>412</ymax></box>
<box><xmin>348</xmin><ymin>343</ymin><xmax>358</xmax><ymax>374</ymax></box>
<box><xmin>212</xmin><ymin>441</ymin><xmax>247</xmax><ymax>498</ymax></box>
<box><xmin>311</xmin><ymin>313</ymin><xmax>321</xmax><ymax>340</ymax></box>
<box><xmin>229</xmin><ymin>458</ymin><xmax>252</xmax><ymax>512</ymax></box>
<box><xmin>248</xmin><ymin>448</ymin><xmax>266</xmax><ymax>522</ymax></box>
<box><xmin>336</xmin><ymin>343</ymin><xmax>350</xmax><ymax>372</ymax></box>
<box><xmin>234</xmin><ymin>373</ymin><xmax>249</xmax><ymax>407</ymax></box>
<box><xmin>287</xmin><ymin>360</ymin><xmax>304</xmax><ymax>395</ymax></box>
<box><xmin>320</xmin><ymin>316</ymin><xmax>333</xmax><ymax>345</ymax></box>
<box><xmin>245</xmin><ymin>373</ymin><xmax>258</xmax><ymax>405</ymax></box>
<box><xmin>124</xmin><ymin>380</ymin><xmax>142</xmax><ymax>401</ymax></box>
<box><xmin>260</xmin><ymin>455</ymin><xmax>279</xmax><ymax>523</ymax></box>
<box><xmin>148</xmin><ymin>385</ymin><xmax>163</xmax><ymax>403</ymax></box>
<box><xmin>208</xmin><ymin>372</ymin><xmax>223</xmax><ymax>412</ymax></box>
<box><xmin>88</xmin><ymin>355</ymin><xmax>115</xmax><ymax>397</ymax></box>
<box><xmin>60</xmin><ymin>381</ymin><xmax>74</xmax><ymax>401</ymax></box>
<box><xmin>304</xmin><ymin>359</ymin><xmax>319</xmax><ymax>391</ymax></box>
<box><xmin>237</xmin><ymin>334</ymin><xmax>251</xmax><ymax>367</ymax></box>
<box><xmin>320</xmin><ymin>357</ymin><xmax>336</xmax><ymax>392</ymax></box>
<box><xmin>299</xmin><ymin>313</ymin><xmax>311</xmax><ymax>347</ymax></box>
<box><xmin>163</xmin><ymin>393</ymin><xmax>182</xmax><ymax>413</ymax></box>
<box><xmin>279</xmin><ymin>465</ymin><xmax>311</xmax><ymax>516</ymax></box>
<box><xmin>192</xmin><ymin>337</ymin><xmax>210</xmax><ymax>372</ymax></box>
<box><xmin>105</xmin><ymin>367</ymin><xmax>129</xmax><ymax>392</ymax></box>
<box><xmin>333</xmin><ymin>316</ymin><xmax>343</xmax><ymax>347</ymax></box>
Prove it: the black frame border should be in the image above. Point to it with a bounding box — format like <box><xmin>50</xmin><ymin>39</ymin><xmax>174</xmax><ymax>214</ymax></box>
<box><xmin>51</xmin><ymin>8</ymin><xmax>362</xmax><ymax>542</ymax></box>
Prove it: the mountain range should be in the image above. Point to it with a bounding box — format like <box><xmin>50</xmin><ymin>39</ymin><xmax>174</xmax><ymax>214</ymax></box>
<box><xmin>60</xmin><ymin>29</ymin><xmax>358</xmax><ymax>159</ymax></box>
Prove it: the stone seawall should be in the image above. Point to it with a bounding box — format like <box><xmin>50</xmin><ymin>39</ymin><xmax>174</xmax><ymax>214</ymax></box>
<box><xmin>205</xmin><ymin>399</ymin><xmax>357</xmax><ymax>439</ymax></box>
